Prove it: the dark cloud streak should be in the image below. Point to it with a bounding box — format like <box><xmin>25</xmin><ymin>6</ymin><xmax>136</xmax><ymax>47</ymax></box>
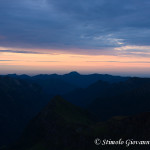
<box><xmin>0</xmin><ymin>50</ymin><xmax>44</xmax><ymax>54</ymax></box>
<box><xmin>87</xmin><ymin>61</ymin><xmax>150</xmax><ymax>63</ymax></box>
<box><xmin>0</xmin><ymin>60</ymin><xmax>14</xmax><ymax>61</ymax></box>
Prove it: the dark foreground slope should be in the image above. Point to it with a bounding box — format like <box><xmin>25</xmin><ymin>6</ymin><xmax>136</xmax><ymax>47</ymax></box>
<box><xmin>6</xmin><ymin>96</ymin><xmax>150</xmax><ymax>150</ymax></box>
<box><xmin>9</xmin><ymin>96</ymin><xmax>94</xmax><ymax>150</ymax></box>
<box><xmin>0</xmin><ymin>76</ymin><xmax>49</xmax><ymax>147</ymax></box>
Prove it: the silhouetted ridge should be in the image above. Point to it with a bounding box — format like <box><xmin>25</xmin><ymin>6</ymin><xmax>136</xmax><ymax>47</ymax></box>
<box><xmin>64</xmin><ymin>71</ymin><xmax>80</xmax><ymax>76</ymax></box>
<box><xmin>6</xmin><ymin>72</ymin><xmax>128</xmax><ymax>89</ymax></box>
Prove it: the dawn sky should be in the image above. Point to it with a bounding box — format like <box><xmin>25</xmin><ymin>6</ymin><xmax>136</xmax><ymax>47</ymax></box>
<box><xmin>0</xmin><ymin>0</ymin><xmax>150</xmax><ymax>76</ymax></box>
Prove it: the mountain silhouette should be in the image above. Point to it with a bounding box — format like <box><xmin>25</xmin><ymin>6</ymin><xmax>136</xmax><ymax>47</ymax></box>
<box><xmin>7</xmin><ymin>72</ymin><xmax>128</xmax><ymax>94</ymax></box>
<box><xmin>0</xmin><ymin>73</ymin><xmax>127</xmax><ymax>147</ymax></box>
<box><xmin>1</xmin><ymin>73</ymin><xmax>150</xmax><ymax>149</ymax></box>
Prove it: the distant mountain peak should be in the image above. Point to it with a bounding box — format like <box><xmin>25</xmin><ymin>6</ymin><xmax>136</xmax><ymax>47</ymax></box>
<box><xmin>65</xmin><ymin>71</ymin><xmax>80</xmax><ymax>76</ymax></box>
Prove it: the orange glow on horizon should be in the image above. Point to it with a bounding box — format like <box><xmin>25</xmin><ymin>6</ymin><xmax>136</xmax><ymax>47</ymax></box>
<box><xmin>0</xmin><ymin>49</ymin><xmax>150</xmax><ymax>76</ymax></box>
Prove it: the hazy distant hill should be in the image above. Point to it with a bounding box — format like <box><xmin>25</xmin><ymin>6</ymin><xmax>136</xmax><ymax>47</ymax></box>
<box><xmin>32</xmin><ymin>77</ymin><xmax>78</xmax><ymax>96</ymax></box>
<box><xmin>0</xmin><ymin>76</ymin><xmax>49</xmax><ymax>147</ymax></box>
<box><xmin>6</xmin><ymin>96</ymin><xmax>150</xmax><ymax>150</ymax></box>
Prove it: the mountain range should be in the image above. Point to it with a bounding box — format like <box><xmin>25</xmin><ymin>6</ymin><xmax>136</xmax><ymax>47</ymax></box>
<box><xmin>7</xmin><ymin>72</ymin><xmax>128</xmax><ymax>95</ymax></box>
<box><xmin>0</xmin><ymin>72</ymin><xmax>150</xmax><ymax>150</ymax></box>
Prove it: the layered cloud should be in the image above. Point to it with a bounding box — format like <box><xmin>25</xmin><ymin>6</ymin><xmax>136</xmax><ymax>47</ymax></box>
<box><xmin>0</xmin><ymin>0</ymin><xmax>150</xmax><ymax>56</ymax></box>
